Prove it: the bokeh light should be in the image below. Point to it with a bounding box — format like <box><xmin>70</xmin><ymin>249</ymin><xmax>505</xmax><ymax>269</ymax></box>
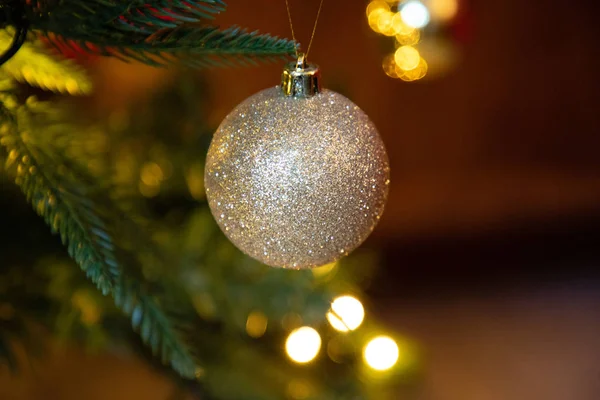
<box><xmin>395</xmin><ymin>28</ymin><xmax>420</xmax><ymax>46</ymax></box>
<box><xmin>366</xmin><ymin>0</ymin><xmax>390</xmax><ymax>18</ymax></box>
<box><xmin>363</xmin><ymin>336</ymin><xmax>399</xmax><ymax>371</ymax></box>
<box><xmin>376</xmin><ymin>10</ymin><xmax>396</xmax><ymax>36</ymax></box>
<box><xmin>286</xmin><ymin>327</ymin><xmax>322</xmax><ymax>364</ymax></box>
<box><xmin>429</xmin><ymin>0</ymin><xmax>459</xmax><ymax>22</ymax></box>
<box><xmin>394</xmin><ymin>45</ymin><xmax>421</xmax><ymax>71</ymax></box>
<box><xmin>368</xmin><ymin>8</ymin><xmax>387</xmax><ymax>33</ymax></box>
<box><xmin>327</xmin><ymin>295</ymin><xmax>365</xmax><ymax>332</ymax></box>
<box><xmin>382</xmin><ymin>54</ymin><xmax>400</xmax><ymax>78</ymax></box>
<box><xmin>397</xmin><ymin>57</ymin><xmax>428</xmax><ymax>81</ymax></box>
<box><xmin>246</xmin><ymin>310</ymin><xmax>268</xmax><ymax>338</ymax></box>
<box><xmin>400</xmin><ymin>1</ymin><xmax>431</xmax><ymax>29</ymax></box>
<box><xmin>391</xmin><ymin>12</ymin><xmax>416</xmax><ymax>36</ymax></box>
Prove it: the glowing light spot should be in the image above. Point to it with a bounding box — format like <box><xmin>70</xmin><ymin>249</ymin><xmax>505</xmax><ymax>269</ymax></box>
<box><xmin>397</xmin><ymin>57</ymin><xmax>428</xmax><ymax>81</ymax></box>
<box><xmin>141</xmin><ymin>162</ymin><xmax>164</xmax><ymax>186</ymax></box>
<box><xmin>429</xmin><ymin>0</ymin><xmax>459</xmax><ymax>22</ymax></box>
<box><xmin>400</xmin><ymin>1</ymin><xmax>431</xmax><ymax>29</ymax></box>
<box><xmin>382</xmin><ymin>54</ymin><xmax>400</xmax><ymax>78</ymax></box>
<box><xmin>312</xmin><ymin>262</ymin><xmax>337</xmax><ymax>278</ymax></box>
<box><xmin>286</xmin><ymin>327</ymin><xmax>321</xmax><ymax>364</ymax></box>
<box><xmin>394</xmin><ymin>45</ymin><xmax>421</xmax><ymax>71</ymax></box>
<box><xmin>246</xmin><ymin>310</ymin><xmax>268</xmax><ymax>338</ymax></box>
<box><xmin>364</xmin><ymin>336</ymin><xmax>399</xmax><ymax>371</ymax></box>
<box><xmin>391</xmin><ymin>12</ymin><xmax>416</xmax><ymax>36</ymax></box>
<box><xmin>396</xmin><ymin>28</ymin><xmax>420</xmax><ymax>46</ymax></box>
<box><xmin>366</xmin><ymin>0</ymin><xmax>390</xmax><ymax>18</ymax></box>
<box><xmin>327</xmin><ymin>295</ymin><xmax>365</xmax><ymax>332</ymax></box>
<box><xmin>376</xmin><ymin>10</ymin><xmax>395</xmax><ymax>35</ymax></box>
<box><xmin>368</xmin><ymin>9</ymin><xmax>387</xmax><ymax>33</ymax></box>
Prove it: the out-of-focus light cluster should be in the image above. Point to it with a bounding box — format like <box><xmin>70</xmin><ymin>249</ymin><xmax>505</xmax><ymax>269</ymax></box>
<box><xmin>278</xmin><ymin>292</ymin><xmax>407</xmax><ymax>378</ymax></box>
<box><xmin>327</xmin><ymin>295</ymin><xmax>365</xmax><ymax>332</ymax></box>
<box><xmin>286</xmin><ymin>326</ymin><xmax>322</xmax><ymax>363</ymax></box>
<box><xmin>364</xmin><ymin>336</ymin><xmax>399</xmax><ymax>371</ymax></box>
<box><xmin>367</xmin><ymin>0</ymin><xmax>460</xmax><ymax>81</ymax></box>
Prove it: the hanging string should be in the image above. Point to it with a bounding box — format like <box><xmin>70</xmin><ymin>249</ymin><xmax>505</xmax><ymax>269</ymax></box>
<box><xmin>285</xmin><ymin>0</ymin><xmax>325</xmax><ymax>59</ymax></box>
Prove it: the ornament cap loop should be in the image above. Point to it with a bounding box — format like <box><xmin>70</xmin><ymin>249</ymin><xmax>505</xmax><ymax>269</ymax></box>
<box><xmin>281</xmin><ymin>55</ymin><xmax>321</xmax><ymax>98</ymax></box>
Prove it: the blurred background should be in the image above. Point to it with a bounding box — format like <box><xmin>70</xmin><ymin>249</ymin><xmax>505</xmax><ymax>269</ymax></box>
<box><xmin>2</xmin><ymin>0</ymin><xmax>600</xmax><ymax>399</ymax></box>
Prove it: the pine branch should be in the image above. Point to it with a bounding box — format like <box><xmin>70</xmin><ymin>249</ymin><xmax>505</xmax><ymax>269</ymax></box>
<box><xmin>42</xmin><ymin>26</ymin><xmax>296</xmax><ymax>68</ymax></box>
<box><xmin>6</xmin><ymin>0</ymin><xmax>296</xmax><ymax>67</ymax></box>
<box><xmin>0</xmin><ymin>88</ymin><xmax>197</xmax><ymax>378</ymax></box>
<box><xmin>0</xmin><ymin>29</ymin><xmax>92</xmax><ymax>95</ymax></box>
<box><xmin>22</xmin><ymin>1</ymin><xmax>227</xmax><ymax>33</ymax></box>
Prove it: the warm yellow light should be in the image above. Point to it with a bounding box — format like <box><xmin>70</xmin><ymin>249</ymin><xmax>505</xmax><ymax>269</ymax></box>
<box><xmin>429</xmin><ymin>0</ymin><xmax>459</xmax><ymax>22</ymax></box>
<box><xmin>286</xmin><ymin>327</ymin><xmax>322</xmax><ymax>364</ymax></box>
<box><xmin>394</xmin><ymin>46</ymin><xmax>421</xmax><ymax>71</ymax></box>
<box><xmin>391</xmin><ymin>12</ymin><xmax>416</xmax><ymax>36</ymax></box>
<box><xmin>327</xmin><ymin>295</ymin><xmax>365</xmax><ymax>332</ymax></box>
<box><xmin>246</xmin><ymin>310</ymin><xmax>268</xmax><ymax>338</ymax></box>
<box><xmin>382</xmin><ymin>54</ymin><xmax>400</xmax><ymax>79</ymax></box>
<box><xmin>375</xmin><ymin>10</ymin><xmax>395</xmax><ymax>36</ymax></box>
<box><xmin>141</xmin><ymin>162</ymin><xmax>164</xmax><ymax>186</ymax></box>
<box><xmin>398</xmin><ymin>57</ymin><xmax>428</xmax><ymax>81</ymax></box>
<box><xmin>364</xmin><ymin>336</ymin><xmax>399</xmax><ymax>371</ymax></box>
<box><xmin>368</xmin><ymin>9</ymin><xmax>387</xmax><ymax>33</ymax></box>
<box><xmin>366</xmin><ymin>0</ymin><xmax>390</xmax><ymax>18</ymax></box>
<box><xmin>400</xmin><ymin>1</ymin><xmax>431</xmax><ymax>29</ymax></box>
<box><xmin>312</xmin><ymin>262</ymin><xmax>337</xmax><ymax>278</ymax></box>
<box><xmin>396</xmin><ymin>28</ymin><xmax>420</xmax><ymax>46</ymax></box>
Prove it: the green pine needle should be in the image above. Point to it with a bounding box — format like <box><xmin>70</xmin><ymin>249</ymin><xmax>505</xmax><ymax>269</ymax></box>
<box><xmin>43</xmin><ymin>26</ymin><xmax>296</xmax><ymax>68</ymax></box>
<box><xmin>0</xmin><ymin>90</ymin><xmax>197</xmax><ymax>378</ymax></box>
<box><xmin>24</xmin><ymin>0</ymin><xmax>227</xmax><ymax>32</ymax></box>
<box><xmin>10</xmin><ymin>0</ymin><xmax>296</xmax><ymax>68</ymax></box>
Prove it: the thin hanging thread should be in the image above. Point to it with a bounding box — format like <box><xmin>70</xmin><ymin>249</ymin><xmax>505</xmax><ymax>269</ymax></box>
<box><xmin>285</xmin><ymin>0</ymin><xmax>325</xmax><ymax>59</ymax></box>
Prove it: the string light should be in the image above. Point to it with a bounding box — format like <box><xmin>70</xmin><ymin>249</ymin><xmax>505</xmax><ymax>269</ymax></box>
<box><xmin>394</xmin><ymin>45</ymin><xmax>421</xmax><ymax>71</ymax></box>
<box><xmin>396</xmin><ymin>28</ymin><xmax>420</xmax><ymax>46</ymax></box>
<box><xmin>391</xmin><ymin>12</ymin><xmax>416</xmax><ymax>36</ymax></box>
<box><xmin>429</xmin><ymin>0</ymin><xmax>459</xmax><ymax>22</ymax></box>
<box><xmin>375</xmin><ymin>10</ymin><xmax>396</xmax><ymax>36</ymax></box>
<box><xmin>286</xmin><ymin>327</ymin><xmax>322</xmax><ymax>364</ymax></box>
<box><xmin>327</xmin><ymin>295</ymin><xmax>365</xmax><ymax>332</ymax></box>
<box><xmin>398</xmin><ymin>57</ymin><xmax>428</xmax><ymax>81</ymax></box>
<box><xmin>363</xmin><ymin>336</ymin><xmax>399</xmax><ymax>371</ymax></box>
<box><xmin>400</xmin><ymin>1</ymin><xmax>431</xmax><ymax>29</ymax></box>
<box><xmin>366</xmin><ymin>0</ymin><xmax>390</xmax><ymax>17</ymax></box>
<box><xmin>367</xmin><ymin>0</ymin><xmax>459</xmax><ymax>81</ymax></box>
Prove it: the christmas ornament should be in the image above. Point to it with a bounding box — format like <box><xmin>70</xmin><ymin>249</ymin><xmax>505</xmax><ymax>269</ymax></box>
<box><xmin>204</xmin><ymin>56</ymin><xmax>389</xmax><ymax>268</ymax></box>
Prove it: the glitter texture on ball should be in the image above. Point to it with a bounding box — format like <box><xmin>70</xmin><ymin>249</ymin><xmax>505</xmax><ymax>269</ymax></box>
<box><xmin>204</xmin><ymin>87</ymin><xmax>389</xmax><ymax>269</ymax></box>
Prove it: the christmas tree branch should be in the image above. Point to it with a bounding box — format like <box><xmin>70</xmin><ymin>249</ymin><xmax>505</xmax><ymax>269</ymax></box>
<box><xmin>1</xmin><ymin>0</ymin><xmax>296</xmax><ymax>67</ymax></box>
<box><xmin>0</xmin><ymin>87</ymin><xmax>197</xmax><ymax>378</ymax></box>
<box><xmin>42</xmin><ymin>26</ymin><xmax>296</xmax><ymax>68</ymax></box>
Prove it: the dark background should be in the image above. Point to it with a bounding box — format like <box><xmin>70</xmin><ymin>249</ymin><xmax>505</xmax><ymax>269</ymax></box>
<box><xmin>3</xmin><ymin>0</ymin><xmax>600</xmax><ymax>399</ymax></box>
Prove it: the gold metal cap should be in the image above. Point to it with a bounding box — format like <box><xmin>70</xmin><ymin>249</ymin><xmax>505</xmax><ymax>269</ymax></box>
<box><xmin>281</xmin><ymin>54</ymin><xmax>322</xmax><ymax>98</ymax></box>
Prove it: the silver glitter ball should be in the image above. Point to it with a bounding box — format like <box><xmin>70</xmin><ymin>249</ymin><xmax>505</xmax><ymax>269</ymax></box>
<box><xmin>205</xmin><ymin>86</ymin><xmax>389</xmax><ymax>269</ymax></box>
